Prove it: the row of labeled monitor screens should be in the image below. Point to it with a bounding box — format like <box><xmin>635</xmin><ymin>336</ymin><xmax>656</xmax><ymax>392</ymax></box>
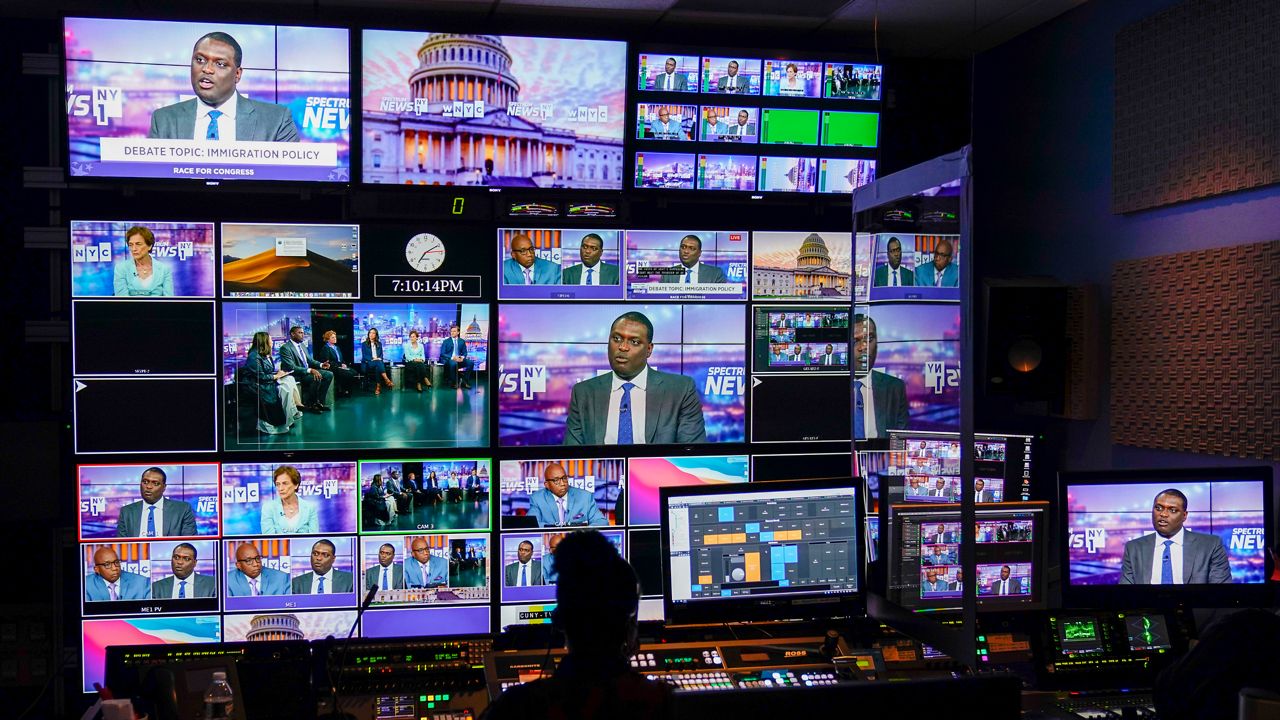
<box><xmin>72</xmin><ymin>223</ymin><xmax>956</xmax><ymax>303</ymax></box>
<box><xmin>66</xmin><ymin>17</ymin><xmax>879</xmax><ymax>188</ymax></box>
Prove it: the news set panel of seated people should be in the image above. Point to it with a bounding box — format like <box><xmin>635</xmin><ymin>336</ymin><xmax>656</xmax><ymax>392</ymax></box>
<box><xmin>85</xmin><ymin>543</ymin><xmax>216</xmax><ymax>601</ymax></box>
<box><xmin>113</xmin><ymin>225</ymin><xmax>174</xmax><ymax>297</ymax></box>
<box><xmin>365</xmin><ymin>467</ymin><xmax>486</xmax><ymax>525</ymax></box>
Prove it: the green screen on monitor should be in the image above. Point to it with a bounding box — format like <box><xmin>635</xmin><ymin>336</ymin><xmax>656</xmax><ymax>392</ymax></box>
<box><xmin>760</xmin><ymin>109</ymin><xmax>820</xmax><ymax>145</ymax></box>
<box><xmin>821</xmin><ymin>111</ymin><xmax>879</xmax><ymax>148</ymax></box>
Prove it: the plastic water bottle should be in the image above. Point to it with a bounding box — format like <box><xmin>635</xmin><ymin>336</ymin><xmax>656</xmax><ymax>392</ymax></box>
<box><xmin>202</xmin><ymin>671</ymin><xmax>234</xmax><ymax>719</ymax></box>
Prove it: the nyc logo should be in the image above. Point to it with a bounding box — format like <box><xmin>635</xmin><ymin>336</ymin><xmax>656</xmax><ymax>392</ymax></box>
<box><xmin>223</xmin><ymin>483</ymin><xmax>260</xmax><ymax>504</ymax></box>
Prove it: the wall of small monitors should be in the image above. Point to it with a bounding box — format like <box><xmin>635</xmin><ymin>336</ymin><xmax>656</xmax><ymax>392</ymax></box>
<box><xmin>634</xmin><ymin>52</ymin><xmax>881</xmax><ymax>193</ymax></box>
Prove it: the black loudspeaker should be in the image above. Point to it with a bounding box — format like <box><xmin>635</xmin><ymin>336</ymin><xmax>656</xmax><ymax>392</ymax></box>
<box><xmin>983</xmin><ymin>284</ymin><xmax>1069</xmax><ymax>413</ymax></box>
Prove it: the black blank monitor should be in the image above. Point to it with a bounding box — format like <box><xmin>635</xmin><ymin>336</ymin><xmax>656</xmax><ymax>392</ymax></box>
<box><xmin>661</xmin><ymin>477</ymin><xmax>864</xmax><ymax>625</ymax></box>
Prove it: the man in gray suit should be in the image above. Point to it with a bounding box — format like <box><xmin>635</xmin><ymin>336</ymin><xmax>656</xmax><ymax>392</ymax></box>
<box><xmin>563</xmin><ymin>311</ymin><xmax>707</xmax><ymax>445</ymax></box>
<box><xmin>291</xmin><ymin>539</ymin><xmax>354</xmax><ymax>594</ymax></box>
<box><xmin>662</xmin><ymin>234</ymin><xmax>728</xmax><ymax>284</ymax></box>
<box><xmin>852</xmin><ymin>314</ymin><xmax>909</xmax><ymax>438</ymax></box>
<box><xmin>504</xmin><ymin>540</ymin><xmax>543</xmax><ymax>586</ymax></box>
<box><xmin>1120</xmin><ymin>488</ymin><xmax>1232</xmax><ymax>584</ymax></box>
<box><xmin>148</xmin><ymin>32</ymin><xmax>299</xmax><ymax>142</ymax></box>
<box><xmin>116</xmin><ymin>467</ymin><xmax>197</xmax><ymax>538</ymax></box>
<box><xmin>365</xmin><ymin>543</ymin><xmax>405</xmax><ymax>591</ymax></box>
<box><xmin>560</xmin><ymin>233</ymin><xmax>620</xmax><ymax>286</ymax></box>
<box><xmin>280</xmin><ymin>325</ymin><xmax>333</xmax><ymax>412</ymax></box>
<box><xmin>151</xmin><ymin>543</ymin><xmax>216</xmax><ymax>599</ymax></box>
<box><xmin>653</xmin><ymin>57</ymin><xmax>688</xmax><ymax>91</ymax></box>
<box><xmin>715</xmin><ymin>60</ymin><xmax>748</xmax><ymax>93</ymax></box>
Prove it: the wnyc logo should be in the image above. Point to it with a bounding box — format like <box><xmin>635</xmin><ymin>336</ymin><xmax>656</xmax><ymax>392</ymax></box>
<box><xmin>66</xmin><ymin>84</ymin><xmax>124</xmax><ymax>125</ymax></box>
<box><xmin>923</xmin><ymin>361</ymin><xmax>961</xmax><ymax>394</ymax></box>
<box><xmin>1068</xmin><ymin>528</ymin><xmax>1107</xmax><ymax>554</ymax></box>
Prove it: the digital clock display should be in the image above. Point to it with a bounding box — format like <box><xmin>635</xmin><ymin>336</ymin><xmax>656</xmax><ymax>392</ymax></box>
<box><xmin>374</xmin><ymin>275</ymin><xmax>482</xmax><ymax>298</ymax></box>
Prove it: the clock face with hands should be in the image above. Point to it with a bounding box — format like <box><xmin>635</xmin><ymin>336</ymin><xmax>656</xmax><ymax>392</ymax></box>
<box><xmin>405</xmin><ymin>233</ymin><xmax>446</xmax><ymax>273</ymax></box>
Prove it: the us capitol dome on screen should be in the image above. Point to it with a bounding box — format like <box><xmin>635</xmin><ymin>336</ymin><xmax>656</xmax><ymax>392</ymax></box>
<box><xmin>364</xmin><ymin>34</ymin><xmax>622</xmax><ymax>189</ymax></box>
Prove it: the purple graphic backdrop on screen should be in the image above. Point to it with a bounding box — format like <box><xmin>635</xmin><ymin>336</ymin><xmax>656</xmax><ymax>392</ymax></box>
<box><xmin>635</xmin><ymin>152</ymin><xmax>695</xmax><ymax>189</ymax></box>
<box><xmin>500</xmin><ymin>530</ymin><xmax>624</xmax><ymax>603</ymax></box>
<box><xmin>363</xmin><ymin>30</ymin><xmax>625</xmax><ymax>189</ymax></box>
<box><xmin>82</xmin><ymin>616</ymin><xmax>221</xmax><ymax>692</ymax></box>
<box><xmin>625</xmin><ymin>230</ymin><xmax>749</xmax><ymax>300</ymax></box>
<box><xmin>1065</xmin><ymin>481</ymin><xmax>1266</xmax><ymax>585</ymax></box>
<box><xmin>71</xmin><ymin>221</ymin><xmax>217</xmax><ymax>297</ymax></box>
<box><xmin>358</xmin><ymin>533</ymin><xmax>490</xmax><ymax>606</ymax></box>
<box><xmin>499</xmin><ymin>457</ymin><xmax>624</xmax><ymax>525</ymax></box>
<box><xmin>697</xmin><ymin>155</ymin><xmax>758</xmax><ymax>191</ymax></box>
<box><xmin>859</xmin><ymin>304</ymin><xmax>961</xmax><ymax>432</ymax></box>
<box><xmin>352</xmin><ymin>303</ymin><xmax>488</xmax><ymax>366</ymax></box>
<box><xmin>496</xmin><ymin>304</ymin><xmax>746</xmax><ymax>446</ymax></box>
<box><xmin>79</xmin><ymin>463</ymin><xmax>220</xmax><ymax>539</ymax></box>
<box><xmin>361</xmin><ymin>606</ymin><xmax>490</xmax><ymax>638</ymax></box>
<box><xmin>221</xmin><ymin>462</ymin><xmax>357</xmax><ymax>536</ymax></box>
<box><xmin>64</xmin><ymin>18</ymin><xmax>350</xmax><ymax>182</ymax></box>
<box><xmin>223</xmin><ymin>610</ymin><xmax>356</xmax><ymax>641</ymax></box>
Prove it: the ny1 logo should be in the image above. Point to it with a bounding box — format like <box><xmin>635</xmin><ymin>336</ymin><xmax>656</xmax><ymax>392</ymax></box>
<box><xmin>80</xmin><ymin>497</ymin><xmax>107</xmax><ymax>516</ymax></box>
<box><xmin>1067</xmin><ymin>528</ymin><xmax>1106</xmax><ymax>554</ymax></box>
<box><xmin>152</xmin><ymin>242</ymin><xmax>195</xmax><ymax>261</ymax></box>
<box><xmin>499</xmin><ymin>365</ymin><xmax>547</xmax><ymax>400</ymax></box>
<box><xmin>298</xmin><ymin>479</ymin><xmax>341</xmax><ymax>499</ymax></box>
<box><xmin>923</xmin><ymin>361</ymin><xmax>960</xmax><ymax>394</ymax></box>
<box><xmin>66</xmin><ymin>84</ymin><xmax>124</xmax><ymax>126</ymax></box>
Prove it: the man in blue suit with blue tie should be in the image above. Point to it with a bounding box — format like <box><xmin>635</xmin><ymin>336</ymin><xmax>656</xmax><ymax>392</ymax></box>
<box><xmin>439</xmin><ymin>325</ymin><xmax>472</xmax><ymax>389</ymax></box>
<box><xmin>225</xmin><ymin>542</ymin><xmax>290</xmax><ymax>596</ymax></box>
<box><xmin>403</xmin><ymin>537</ymin><xmax>450</xmax><ymax>588</ymax></box>
<box><xmin>914</xmin><ymin>238</ymin><xmax>959</xmax><ymax>288</ymax></box>
<box><xmin>115</xmin><ymin>467</ymin><xmax>197</xmax><ymax>538</ymax></box>
<box><xmin>85</xmin><ymin>546</ymin><xmax>151</xmax><ymax>601</ymax></box>
<box><xmin>528</xmin><ymin>463</ymin><xmax>608</xmax><ymax>528</ymax></box>
<box><xmin>502</xmin><ymin>233</ymin><xmax>561</xmax><ymax>285</ymax></box>
<box><xmin>1119</xmin><ymin>489</ymin><xmax>1231</xmax><ymax>584</ymax></box>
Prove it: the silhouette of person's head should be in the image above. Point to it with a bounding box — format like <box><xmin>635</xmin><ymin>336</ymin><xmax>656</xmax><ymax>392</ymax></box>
<box><xmin>552</xmin><ymin>530</ymin><xmax>640</xmax><ymax>660</ymax></box>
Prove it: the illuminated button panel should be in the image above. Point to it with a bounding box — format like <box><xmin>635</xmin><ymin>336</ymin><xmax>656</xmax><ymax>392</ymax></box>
<box><xmin>372</xmin><ymin>694</ymin><xmax>471</xmax><ymax>720</ymax></box>
<box><xmin>646</xmin><ymin>671</ymin><xmax>735</xmax><ymax>692</ymax></box>
<box><xmin>630</xmin><ymin>648</ymin><xmax>724</xmax><ymax>670</ymax></box>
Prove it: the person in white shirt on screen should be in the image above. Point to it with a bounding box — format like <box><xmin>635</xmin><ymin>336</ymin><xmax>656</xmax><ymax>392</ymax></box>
<box><xmin>151</xmin><ymin>542</ymin><xmax>216</xmax><ymax>599</ymax></box>
<box><xmin>716</xmin><ymin>60</ymin><xmax>747</xmax><ymax>93</ymax></box>
<box><xmin>974</xmin><ymin>478</ymin><xmax>994</xmax><ymax>503</ymax></box>
<box><xmin>655</xmin><ymin>57</ymin><xmax>687</xmax><ymax>91</ymax></box>
<box><xmin>817</xmin><ymin>343</ymin><xmax>840</xmax><ymax>366</ymax></box>
<box><xmin>148</xmin><ymin>32</ymin><xmax>299</xmax><ymax>142</ymax></box>
<box><xmin>505</xmin><ymin>540</ymin><xmax>543</xmax><ymax>586</ymax></box>
<box><xmin>665</xmin><ymin>235</ymin><xmax>728</xmax><ymax>284</ymax></box>
<box><xmin>1119</xmin><ymin>488</ymin><xmax>1231</xmax><ymax>585</ymax></box>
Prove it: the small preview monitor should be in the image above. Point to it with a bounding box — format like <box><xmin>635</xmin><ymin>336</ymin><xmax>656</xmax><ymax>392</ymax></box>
<box><xmin>498</xmin><ymin>228</ymin><xmax>624</xmax><ymax>300</ymax></box>
<box><xmin>853</xmin><ymin>304</ymin><xmax>961</xmax><ymax>439</ymax></box>
<box><xmin>358</xmin><ymin>533</ymin><xmax>490</xmax><ymax>606</ymax></box>
<box><xmin>1060</xmin><ymin>466</ymin><xmax>1273</xmax><ymax>606</ymax></box>
<box><xmin>625</xmin><ymin>230</ymin><xmax>749</xmax><ymax>300</ymax></box>
<box><xmin>823</xmin><ymin>62</ymin><xmax>883</xmax><ymax>101</ymax></box>
<box><xmin>762</xmin><ymin>59</ymin><xmax>823</xmax><ymax>98</ymax></box>
<box><xmin>358</xmin><ymin>458</ymin><xmax>491</xmax><ymax>533</ymax></box>
<box><xmin>886</xmin><ymin>502</ymin><xmax>1048</xmax><ymax>612</ymax></box>
<box><xmin>72</xmin><ymin>300</ymin><xmax>217</xmax><ymax>377</ymax></box>
<box><xmin>757</xmin><ymin>156</ymin><xmax>817</xmax><ymax>193</ymax></box>
<box><xmin>696</xmin><ymin>154</ymin><xmax>758</xmax><ymax>191</ymax></box>
<box><xmin>818</xmin><ymin>158</ymin><xmax>876</xmax><ymax>195</ymax></box>
<box><xmin>81</xmin><ymin>616</ymin><xmax>221</xmax><ymax>693</ymax></box>
<box><xmin>868</xmin><ymin>233</ymin><xmax>961</xmax><ymax>300</ymax></box>
<box><xmin>638</xmin><ymin>53</ymin><xmax>700</xmax><ymax>92</ymax></box>
<box><xmin>64</xmin><ymin>18</ymin><xmax>351</xmax><ymax>183</ymax></box>
<box><xmin>80</xmin><ymin>539</ymin><xmax>221</xmax><ymax>616</ymax></box>
<box><xmin>221</xmin><ymin>223</ymin><xmax>359</xmax><ymax>298</ymax></box>
<box><xmin>629</xmin><ymin>454</ymin><xmax>751</xmax><ymax>526</ymax></box>
<box><xmin>498</xmin><ymin>457</ymin><xmax>624</xmax><ymax>530</ymax></box>
<box><xmin>759</xmin><ymin>109</ymin><xmax>820</xmax><ymax>146</ymax></box>
<box><xmin>500</xmin><ymin>529</ymin><xmax>625</xmax><ymax>603</ymax></box>
<box><xmin>884</xmin><ymin>430</ymin><xmax>1035</xmax><ymax>504</ymax></box>
<box><xmin>751</xmin><ymin>305</ymin><xmax>851</xmax><ymax>372</ymax></box>
<box><xmin>701</xmin><ymin>56</ymin><xmax>761</xmax><ymax>95</ymax></box>
<box><xmin>219</xmin><ymin>461</ymin><xmax>358</xmax><ymax>536</ymax></box>
<box><xmin>820</xmin><ymin>111</ymin><xmax>879</xmax><ymax>148</ymax></box>
<box><xmin>635</xmin><ymin>151</ymin><xmax>695</xmax><ymax>189</ymax></box>
<box><xmin>71</xmin><ymin>221</ymin><xmax>217</xmax><ymax>298</ymax></box>
<box><xmin>751</xmin><ymin>231</ymin><xmax>853</xmax><ymax>301</ymax></box>
<box><xmin>662</xmin><ymin>477</ymin><xmax>864</xmax><ymax>625</ymax></box>
<box><xmin>701</xmin><ymin>105</ymin><xmax>758</xmax><ymax>143</ymax></box>
<box><xmin>637</xmin><ymin>103</ymin><xmax>697</xmax><ymax>141</ymax></box>
<box><xmin>222</xmin><ymin>536</ymin><xmax>359</xmax><ymax>613</ymax></box>
<box><xmin>78</xmin><ymin>463</ymin><xmax>221</xmax><ymax>540</ymax></box>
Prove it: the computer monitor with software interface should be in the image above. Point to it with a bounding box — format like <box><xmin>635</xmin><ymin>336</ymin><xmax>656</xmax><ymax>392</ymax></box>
<box><xmin>660</xmin><ymin>477</ymin><xmax>864</xmax><ymax>625</ymax></box>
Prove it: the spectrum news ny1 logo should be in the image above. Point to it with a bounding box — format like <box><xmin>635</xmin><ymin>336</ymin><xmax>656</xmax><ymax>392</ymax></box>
<box><xmin>67</xmin><ymin>84</ymin><xmax>351</xmax><ymax>131</ymax></box>
<box><xmin>1068</xmin><ymin>527</ymin><xmax>1266</xmax><ymax>554</ymax></box>
<box><xmin>498</xmin><ymin>365</ymin><xmax>747</xmax><ymax>401</ymax></box>
<box><xmin>73</xmin><ymin>240</ymin><xmax>195</xmax><ymax>264</ymax></box>
<box><xmin>222</xmin><ymin>480</ymin><xmax>341</xmax><ymax>504</ymax></box>
<box><xmin>80</xmin><ymin>495</ymin><xmax>218</xmax><ymax>516</ymax></box>
<box><xmin>923</xmin><ymin>361</ymin><xmax>960</xmax><ymax>394</ymax></box>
